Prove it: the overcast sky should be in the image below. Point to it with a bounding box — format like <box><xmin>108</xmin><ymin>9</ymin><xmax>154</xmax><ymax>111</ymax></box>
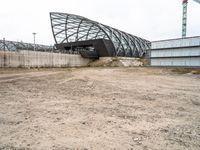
<box><xmin>0</xmin><ymin>0</ymin><xmax>200</xmax><ymax>45</ymax></box>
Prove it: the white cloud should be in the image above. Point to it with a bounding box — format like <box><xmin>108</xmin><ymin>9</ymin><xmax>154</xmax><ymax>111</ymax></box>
<box><xmin>0</xmin><ymin>0</ymin><xmax>200</xmax><ymax>45</ymax></box>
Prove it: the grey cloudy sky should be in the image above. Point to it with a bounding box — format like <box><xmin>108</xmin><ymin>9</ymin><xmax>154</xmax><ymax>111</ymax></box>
<box><xmin>0</xmin><ymin>0</ymin><xmax>200</xmax><ymax>45</ymax></box>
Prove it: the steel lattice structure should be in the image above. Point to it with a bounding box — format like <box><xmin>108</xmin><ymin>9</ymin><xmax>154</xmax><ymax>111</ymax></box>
<box><xmin>50</xmin><ymin>12</ymin><xmax>150</xmax><ymax>57</ymax></box>
<box><xmin>0</xmin><ymin>40</ymin><xmax>54</xmax><ymax>51</ymax></box>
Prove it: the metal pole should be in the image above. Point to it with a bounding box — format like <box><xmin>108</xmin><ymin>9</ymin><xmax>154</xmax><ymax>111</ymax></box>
<box><xmin>182</xmin><ymin>0</ymin><xmax>188</xmax><ymax>38</ymax></box>
<box><xmin>3</xmin><ymin>38</ymin><xmax>5</xmax><ymax>51</ymax></box>
<box><xmin>33</xmin><ymin>32</ymin><xmax>36</xmax><ymax>51</ymax></box>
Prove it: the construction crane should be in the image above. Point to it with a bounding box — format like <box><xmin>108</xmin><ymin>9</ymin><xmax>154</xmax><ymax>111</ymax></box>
<box><xmin>182</xmin><ymin>0</ymin><xmax>200</xmax><ymax>38</ymax></box>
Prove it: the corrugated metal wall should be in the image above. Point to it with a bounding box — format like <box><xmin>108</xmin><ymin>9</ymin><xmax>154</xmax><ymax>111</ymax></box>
<box><xmin>152</xmin><ymin>36</ymin><xmax>200</xmax><ymax>49</ymax></box>
<box><xmin>151</xmin><ymin>58</ymin><xmax>200</xmax><ymax>66</ymax></box>
<box><xmin>150</xmin><ymin>37</ymin><xmax>200</xmax><ymax>67</ymax></box>
<box><xmin>151</xmin><ymin>47</ymin><xmax>200</xmax><ymax>57</ymax></box>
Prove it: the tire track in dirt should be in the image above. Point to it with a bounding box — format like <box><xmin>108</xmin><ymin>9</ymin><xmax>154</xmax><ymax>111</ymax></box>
<box><xmin>0</xmin><ymin>71</ymin><xmax>64</xmax><ymax>83</ymax></box>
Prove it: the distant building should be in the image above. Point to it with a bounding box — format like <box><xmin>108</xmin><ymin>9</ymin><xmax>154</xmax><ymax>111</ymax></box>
<box><xmin>150</xmin><ymin>36</ymin><xmax>200</xmax><ymax>67</ymax></box>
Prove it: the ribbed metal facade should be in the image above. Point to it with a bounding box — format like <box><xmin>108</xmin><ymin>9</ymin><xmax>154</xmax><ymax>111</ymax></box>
<box><xmin>150</xmin><ymin>36</ymin><xmax>200</xmax><ymax>67</ymax></box>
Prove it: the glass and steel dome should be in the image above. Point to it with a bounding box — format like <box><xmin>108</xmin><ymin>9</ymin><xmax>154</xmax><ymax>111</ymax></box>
<box><xmin>50</xmin><ymin>12</ymin><xmax>150</xmax><ymax>57</ymax></box>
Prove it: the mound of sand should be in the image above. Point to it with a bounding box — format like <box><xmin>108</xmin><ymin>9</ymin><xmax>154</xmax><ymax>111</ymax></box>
<box><xmin>88</xmin><ymin>57</ymin><xmax>145</xmax><ymax>67</ymax></box>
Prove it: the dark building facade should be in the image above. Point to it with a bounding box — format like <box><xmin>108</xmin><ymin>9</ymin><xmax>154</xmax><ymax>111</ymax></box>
<box><xmin>50</xmin><ymin>12</ymin><xmax>150</xmax><ymax>58</ymax></box>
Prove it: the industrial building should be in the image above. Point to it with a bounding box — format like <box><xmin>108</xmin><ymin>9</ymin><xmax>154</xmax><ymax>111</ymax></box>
<box><xmin>150</xmin><ymin>0</ymin><xmax>200</xmax><ymax>68</ymax></box>
<box><xmin>150</xmin><ymin>36</ymin><xmax>200</xmax><ymax>67</ymax></box>
<box><xmin>50</xmin><ymin>12</ymin><xmax>150</xmax><ymax>58</ymax></box>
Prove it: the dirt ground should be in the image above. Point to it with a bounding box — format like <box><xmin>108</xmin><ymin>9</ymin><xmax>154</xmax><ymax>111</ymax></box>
<box><xmin>0</xmin><ymin>67</ymin><xmax>200</xmax><ymax>150</ymax></box>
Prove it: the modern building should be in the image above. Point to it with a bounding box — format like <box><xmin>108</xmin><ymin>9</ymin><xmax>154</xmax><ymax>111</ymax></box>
<box><xmin>0</xmin><ymin>39</ymin><xmax>53</xmax><ymax>51</ymax></box>
<box><xmin>150</xmin><ymin>36</ymin><xmax>200</xmax><ymax>67</ymax></box>
<box><xmin>50</xmin><ymin>12</ymin><xmax>150</xmax><ymax>58</ymax></box>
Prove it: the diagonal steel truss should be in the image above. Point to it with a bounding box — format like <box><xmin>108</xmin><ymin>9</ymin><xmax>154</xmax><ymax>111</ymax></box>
<box><xmin>50</xmin><ymin>12</ymin><xmax>151</xmax><ymax>57</ymax></box>
<box><xmin>0</xmin><ymin>40</ymin><xmax>54</xmax><ymax>51</ymax></box>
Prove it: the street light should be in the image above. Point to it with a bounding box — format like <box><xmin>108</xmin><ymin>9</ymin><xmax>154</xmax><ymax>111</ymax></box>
<box><xmin>32</xmin><ymin>32</ymin><xmax>36</xmax><ymax>51</ymax></box>
<box><xmin>3</xmin><ymin>38</ymin><xmax>6</xmax><ymax>51</ymax></box>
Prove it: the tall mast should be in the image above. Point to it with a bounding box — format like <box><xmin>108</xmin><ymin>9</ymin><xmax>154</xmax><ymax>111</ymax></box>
<box><xmin>182</xmin><ymin>0</ymin><xmax>188</xmax><ymax>38</ymax></box>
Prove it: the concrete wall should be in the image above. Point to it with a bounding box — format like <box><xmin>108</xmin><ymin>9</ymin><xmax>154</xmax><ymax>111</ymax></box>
<box><xmin>0</xmin><ymin>50</ymin><xmax>92</xmax><ymax>68</ymax></box>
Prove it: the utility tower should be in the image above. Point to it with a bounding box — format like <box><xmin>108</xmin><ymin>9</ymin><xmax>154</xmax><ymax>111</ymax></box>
<box><xmin>182</xmin><ymin>0</ymin><xmax>188</xmax><ymax>38</ymax></box>
<box><xmin>182</xmin><ymin>0</ymin><xmax>200</xmax><ymax>38</ymax></box>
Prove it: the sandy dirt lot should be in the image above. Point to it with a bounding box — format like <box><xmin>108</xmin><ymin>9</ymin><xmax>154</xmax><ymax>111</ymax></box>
<box><xmin>0</xmin><ymin>67</ymin><xmax>200</xmax><ymax>150</ymax></box>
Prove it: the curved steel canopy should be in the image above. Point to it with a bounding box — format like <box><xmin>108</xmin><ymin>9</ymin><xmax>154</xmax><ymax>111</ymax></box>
<box><xmin>0</xmin><ymin>40</ymin><xmax>53</xmax><ymax>51</ymax></box>
<box><xmin>50</xmin><ymin>12</ymin><xmax>150</xmax><ymax>57</ymax></box>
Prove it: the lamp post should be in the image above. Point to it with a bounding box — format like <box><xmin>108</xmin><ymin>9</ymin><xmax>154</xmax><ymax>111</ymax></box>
<box><xmin>3</xmin><ymin>38</ymin><xmax>5</xmax><ymax>51</ymax></box>
<box><xmin>32</xmin><ymin>32</ymin><xmax>36</xmax><ymax>51</ymax></box>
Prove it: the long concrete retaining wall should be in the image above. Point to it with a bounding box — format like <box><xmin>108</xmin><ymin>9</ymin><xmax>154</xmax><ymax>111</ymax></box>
<box><xmin>0</xmin><ymin>50</ymin><xmax>92</xmax><ymax>68</ymax></box>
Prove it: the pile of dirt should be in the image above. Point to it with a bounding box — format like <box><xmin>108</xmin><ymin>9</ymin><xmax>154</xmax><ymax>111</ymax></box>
<box><xmin>88</xmin><ymin>57</ymin><xmax>144</xmax><ymax>67</ymax></box>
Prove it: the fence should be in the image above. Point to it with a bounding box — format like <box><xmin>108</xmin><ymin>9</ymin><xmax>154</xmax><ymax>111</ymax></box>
<box><xmin>0</xmin><ymin>50</ymin><xmax>92</xmax><ymax>68</ymax></box>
